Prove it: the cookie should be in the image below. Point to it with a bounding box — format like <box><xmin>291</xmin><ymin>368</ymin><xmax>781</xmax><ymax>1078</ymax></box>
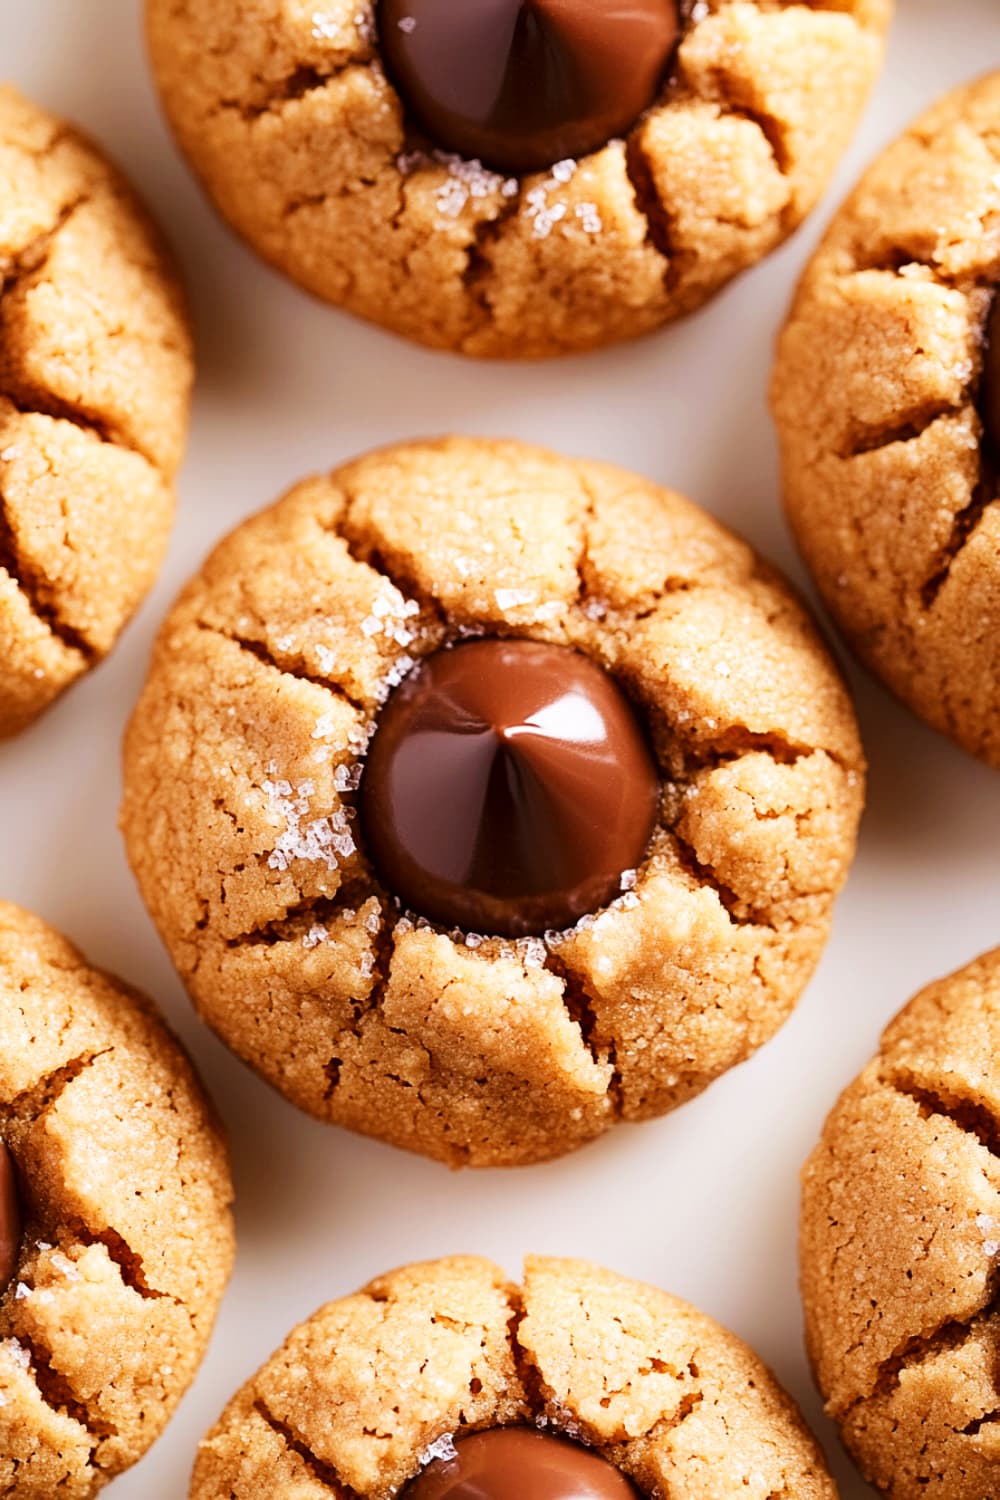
<box><xmin>800</xmin><ymin>946</ymin><xmax>1000</xmax><ymax>1499</ymax></box>
<box><xmin>145</xmin><ymin>0</ymin><xmax>891</xmax><ymax>358</ymax></box>
<box><xmin>121</xmin><ymin>436</ymin><xmax>864</xmax><ymax>1168</ymax></box>
<box><xmin>0</xmin><ymin>902</ymin><xmax>235</xmax><ymax>1498</ymax></box>
<box><xmin>0</xmin><ymin>86</ymin><xmax>193</xmax><ymax>739</ymax></box>
<box><xmin>190</xmin><ymin>1254</ymin><xmax>837</xmax><ymax>1499</ymax></box>
<box><xmin>772</xmin><ymin>72</ymin><xmax>1000</xmax><ymax>767</ymax></box>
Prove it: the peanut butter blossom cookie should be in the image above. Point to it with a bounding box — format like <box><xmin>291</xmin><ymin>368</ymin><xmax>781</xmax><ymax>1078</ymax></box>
<box><xmin>773</xmin><ymin>72</ymin><xmax>1000</xmax><ymax>767</ymax></box>
<box><xmin>146</xmin><ymin>0</ymin><xmax>891</xmax><ymax>356</ymax></box>
<box><xmin>0</xmin><ymin>902</ymin><xmax>234</xmax><ymax>1498</ymax></box>
<box><xmin>0</xmin><ymin>87</ymin><xmax>193</xmax><ymax>739</ymax></box>
<box><xmin>801</xmin><ymin>947</ymin><xmax>1000</xmax><ymax>1499</ymax></box>
<box><xmin>122</xmin><ymin>437</ymin><xmax>863</xmax><ymax>1167</ymax></box>
<box><xmin>190</xmin><ymin>1255</ymin><xmax>838</xmax><ymax>1499</ymax></box>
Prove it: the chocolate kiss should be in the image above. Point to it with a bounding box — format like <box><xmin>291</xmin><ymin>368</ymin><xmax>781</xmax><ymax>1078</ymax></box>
<box><xmin>378</xmin><ymin>0</ymin><xmax>682</xmax><ymax>174</ymax></box>
<box><xmin>982</xmin><ymin>293</ymin><xmax>1000</xmax><ymax>459</ymax></box>
<box><xmin>403</xmin><ymin>1428</ymin><xmax>642</xmax><ymax>1500</ymax></box>
<box><xmin>0</xmin><ymin>1141</ymin><xmax>21</xmax><ymax>1296</ymax></box>
<box><xmin>359</xmin><ymin>639</ymin><xmax>660</xmax><ymax>938</ymax></box>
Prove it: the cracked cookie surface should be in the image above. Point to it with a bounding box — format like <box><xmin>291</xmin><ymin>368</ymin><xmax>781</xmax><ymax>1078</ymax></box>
<box><xmin>800</xmin><ymin>946</ymin><xmax>1000</xmax><ymax>1499</ymax></box>
<box><xmin>145</xmin><ymin>0</ymin><xmax>890</xmax><ymax>357</ymax></box>
<box><xmin>121</xmin><ymin>436</ymin><xmax>864</xmax><ymax>1168</ymax></box>
<box><xmin>190</xmin><ymin>1254</ymin><xmax>838</xmax><ymax>1499</ymax></box>
<box><xmin>0</xmin><ymin>902</ymin><xmax>235</xmax><ymax>1499</ymax></box>
<box><xmin>0</xmin><ymin>86</ymin><xmax>193</xmax><ymax>739</ymax></box>
<box><xmin>772</xmin><ymin>72</ymin><xmax>1000</xmax><ymax>767</ymax></box>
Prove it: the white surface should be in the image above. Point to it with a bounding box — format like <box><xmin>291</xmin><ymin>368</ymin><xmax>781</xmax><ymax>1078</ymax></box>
<box><xmin>2</xmin><ymin>3</ymin><xmax>1000</xmax><ymax>1495</ymax></box>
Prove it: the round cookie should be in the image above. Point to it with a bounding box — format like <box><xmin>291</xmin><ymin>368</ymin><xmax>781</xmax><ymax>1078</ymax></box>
<box><xmin>0</xmin><ymin>902</ymin><xmax>235</xmax><ymax>1498</ymax></box>
<box><xmin>121</xmin><ymin>436</ymin><xmax>864</xmax><ymax>1168</ymax></box>
<box><xmin>145</xmin><ymin>0</ymin><xmax>891</xmax><ymax>358</ymax></box>
<box><xmin>800</xmin><ymin>946</ymin><xmax>1000</xmax><ymax>1499</ymax></box>
<box><xmin>772</xmin><ymin>72</ymin><xmax>1000</xmax><ymax>768</ymax></box>
<box><xmin>0</xmin><ymin>86</ymin><xmax>193</xmax><ymax>739</ymax></box>
<box><xmin>190</xmin><ymin>1254</ymin><xmax>838</xmax><ymax>1499</ymax></box>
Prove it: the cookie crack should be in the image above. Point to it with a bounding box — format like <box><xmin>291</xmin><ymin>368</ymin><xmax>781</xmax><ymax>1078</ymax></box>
<box><xmin>670</xmin><ymin>827</ymin><xmax>773</xmax><ymax>928</ymax></box>
<box><xmin>0</xmin><ymin>479</ymin><xmax>94</xmax><ymax>662</ymax></box>
<box><xmin>920</xmin><ymin>456</ymin><xmax>998</xmax><ymax>610</ymax></box>
<box><xmin>0</xmin><ymin>197</ymin><xmax>159</xmax><ymax>471</ymax></box>
<box><xmin>459</xmin><ymin>187</ymin><xmax>525</xmax><ymax>337</ymax></box>
<box><xmin>884</xmin><ymin>1068</ymin><xmax>1000</xmax><ymax>1162</ymax></box>
<box><xmin>217</xmin><ymin>50</ymin><xmax>376</xmax><ymax>123</ymax></box>
<box><xmin>327</xmin><ymin>499</ymin><xmax>448</xmax><ymax>634</ymax></box>
<box><xmin>253</xmin><ymin>1399</ymin><xmax>357</xmax><ymax>1497</ymax></box>
<box><xmin>16</xmin><ymin>1331</ymin><xmax>119</xmax><ymax>1448</ymax></box>
<box><xmin>840</xmin><ymin>400</ymin><xmax>967</xmax><ymax>460</ymax></box>
<box><xmin>193</xmin><ymin>620</ymin><xmax>368</xmax><ymax>715</ymax></box>
<box><xmin>2</xmin><ymin>1050</ymin><xmax>109</xmax><ymax>1126</ymax></box>
<box><xmin>841</xmin><ymin>1314</ymin><xmax>996</xmax><ymax>1421</ymax></box>
<box><xmin>64</xmin><ymin>1221</ymin><xmax>173</xmax><ymax>1304</ymax></box>
<box><xmin>623</xmin><ymin>134</ymin><xmax>675</xmax><ymax>283</ymax></box>
<box><xmin>543</xmin><ymin>952</ymin><xmax>620</xmax><ymax>1113</ymax></box>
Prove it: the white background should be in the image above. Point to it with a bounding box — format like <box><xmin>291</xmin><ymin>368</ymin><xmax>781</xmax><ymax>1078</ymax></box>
<box><xmin>2</xmin><ymin>2</ymin><xmax>1000</xmax><ymax>1495</ymax></box>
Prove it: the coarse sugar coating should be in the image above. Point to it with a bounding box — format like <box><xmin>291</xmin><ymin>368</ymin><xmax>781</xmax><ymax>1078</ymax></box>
<box><xmin>121</xmin><ymin>436</ymin><xmax>864</xmax><ymax>1168</ymax></box>
<box><xmin>800</xmin><ymin>946</ymin><xmax>1000</xmax><ymax>1499</ymax></box>
<box><xmin>772</xmin><ymin>71</ymin><xmax>1000</xmax><ymax>767</ymax></box>
<box><xmin>0</xmin><ymin>902</ymin><xmax>235</xmax><ymax>1499</ymax></box>
<box><xmin>189</xmin><ymin>1254</ymin><xmax>838</xmax><ymax>1499</ymax></box>
<box><xmin>0</xmin><ymin>86</ymin><xmax>193</xmax><ymax>739</ymax></box>
<box><xmin>145</xmin><ymin>0</ymin><xmax>891</xmax><ymax>357</ymax></box>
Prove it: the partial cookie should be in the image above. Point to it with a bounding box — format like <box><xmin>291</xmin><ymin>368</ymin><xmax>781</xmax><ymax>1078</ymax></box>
<box><xmin>121</xmin><ymin>436</ymin><xmax>864</xmax><ymax>1167</ymax></box>
<box><xmin>190</xmin><ymin>1255</ymin><xmax>838</xmax><ymax>1499</ymax></box>
<box><xmin>0</xmin><ymin>902</ymin><xmax>235</xmax><ymax>1499</ymax></box>
<box><xmin>772</xmin><ymin>72</ymin><xmax>1000</xmax><ymax>767</ymax></box>
<box><xmin>801</xmin><ymin>946</ymin><xmax>1000</xmax><ymax>1499</ymax></box>
<box><xmin>0</xmin><ymin>85</ymin><xmax>193</xmax><ymax>739</ymax></box>
<box><xmin>146</xmin><ymin>0</ymin><xmax>891</xmax><ymax>357</ymax></box>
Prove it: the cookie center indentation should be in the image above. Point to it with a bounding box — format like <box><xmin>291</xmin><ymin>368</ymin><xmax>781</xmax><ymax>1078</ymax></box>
<box><xmin>403</xmin><ymin>1428</ymin><xmax>643</xmax><ymax>1500</ymax></box>
<box><xmin>358</xmin><ymin>638</ymin><xmax>660</xmax><ymax>938</ymax></box>
<box><xmin>377</xmin><ymin>0</ymin><xmax>682</xmax><ymax>175</ymax></box>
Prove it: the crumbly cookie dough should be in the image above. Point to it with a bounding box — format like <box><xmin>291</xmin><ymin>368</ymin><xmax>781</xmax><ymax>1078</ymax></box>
<box><xmin>190</xmin><ymin>1255</ymin><xmax>838</xmax><ymax>1499</ymax></box>
<box><xmin>0</xmin><ymin>86</ymin><xmax>193</xmax><ymax>739</ymax></box>
<box><xmin>145</xmin><ymin>0</ymin><xmax>891</xmax><ymax>357</ymax></box>
<box><xmin>772</xmin><ymin>72</ymin><xmax>1000</xmax><ymax>768</ymax></box>
<box><xmin>0</xmin><ymin>902</ymin><xmax>235</xmax><ymax>1499</ymax></box>
<box><xmin>800</xmin><ymin>946</ymin><xmax>1000</xmax><ymax>1499</ymax></box>
<box><xmin>121</xmin><ymin>437</ymin><xmax>864</xmax><ymax>1168</ymax></box>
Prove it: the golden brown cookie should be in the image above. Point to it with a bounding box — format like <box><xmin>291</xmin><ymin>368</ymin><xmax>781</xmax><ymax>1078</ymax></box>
<box><xmin>145</xmin><ymin>0</ymin><xmax>891</xmax><ymax>358</ymax></box>
<box><xmin>0</xmin><ymin>902</ymin><xmax>235</xmax><ymax>1499</ymax></box>
<box><xmin>190</xmin><ymin>1255</ymin><xmax>838</xmax><ymax>1500</ymax></box>
<box><xmin>121</xmin><ymin>436</ymin><xmax>864</xmax><ymax>1168</ymax></box>
<box><xmin>0</xmin><ymin>85</ymin><xmax>193</xmax><ymax>740</ymax></box>
<box><xmin>800</xmin><ymin>946</ymin><xmax>1000</xmax><ymax>1499</ymax></box>
<box><xmin>772</xmin><ymin>72</ymin><xmax>1000</xmax><ymax>768</ymax></box>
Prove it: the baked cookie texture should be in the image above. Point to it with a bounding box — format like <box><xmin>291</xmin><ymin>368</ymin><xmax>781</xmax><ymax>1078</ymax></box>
<box><xmin>145</xmin><ymin>0</ymin><xmax>891</xmax><ymax>358</ymax></box>
<box><xmin>190</xmin><ymin>1255</ymin><xmax>838</xmax><ymax>1499</ymax></box>
<box><xmin>0</xmin><ymin>86</ymin><xmax>193</xmax><ymax>740</ymax></box>
<box><xmin>0</xmin><ymin>902</ymin><xmax>235</xmax><ymax>1499</ymax></box>
<box><xmin>801</xmin><ymin>947</ymin><xmax>1000</xmax><ymax>1499</ymax></box>
<box><xmin>121</xmin><ymin>437</ymin><xmax>864</xmax><ymax>1168</ymax></box>
<box><xmin>772</xmin><ymin>72</ymin><xmax>1000</xmax><ymax>768</ymax></box>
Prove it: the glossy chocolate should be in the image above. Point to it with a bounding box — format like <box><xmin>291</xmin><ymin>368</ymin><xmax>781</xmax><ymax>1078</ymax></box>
<box><xmin>378</xmin><ymin>0</ymin><xmax>682</xmax><ymax>174</ymax></box>
<box><xmin>404</xmin><ymin>1429</ymin><xmax>642</xmax><ymax>1500</ymax></box>
<box><xmin>982</xmin><ymin>293</ymin><xmax>1000</xmax><ymax>458</ymax></box>
<box><xmin>359</xmin><ymin>639</ymin><xmax>659</xmax><ymax>937</ymax></box>
<box><xmin>0</xmin><ymin>1141</ymin><xmax>21</xmax><ymax>1295</ymax></box>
